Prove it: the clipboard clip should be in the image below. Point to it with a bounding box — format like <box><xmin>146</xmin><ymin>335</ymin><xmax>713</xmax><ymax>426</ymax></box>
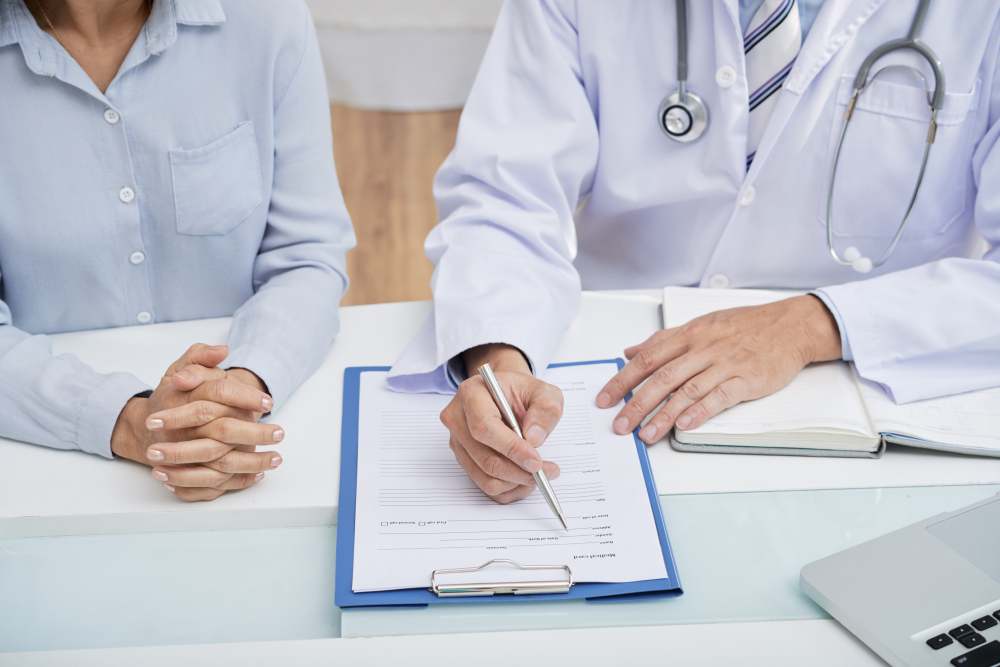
<box><xmin>430</xmin><ymin>559</ymin><xmax>574</xmax><ymax>597</ymax></box>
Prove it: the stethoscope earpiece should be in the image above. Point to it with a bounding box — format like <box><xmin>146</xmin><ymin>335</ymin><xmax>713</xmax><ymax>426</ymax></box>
<box><xmin>842</xmin><ymin>246</ymin><xmax>873</xmax><ymax>274</ymax></box>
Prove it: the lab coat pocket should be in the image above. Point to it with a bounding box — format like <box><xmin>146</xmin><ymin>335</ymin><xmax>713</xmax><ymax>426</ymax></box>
<box><xmin>823</xmin><ymin>75</ymin><xmax>979</xmax><ymax>240</ymax></box>
<box><xmin>169</xmin><ymin>121</ymin><xmax>264</xmax><ymax>236</ymax></box>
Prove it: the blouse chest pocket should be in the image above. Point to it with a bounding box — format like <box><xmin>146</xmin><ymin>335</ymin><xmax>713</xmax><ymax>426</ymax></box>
<box><xmin>822</xmin><ymin>74</ymin><xmax>980</xmax><ymax>240</ymax></box>
<box><xmin>169</xmin><ymin>121</ymin><xmax>264</xmax><ymax>236</ymax></box>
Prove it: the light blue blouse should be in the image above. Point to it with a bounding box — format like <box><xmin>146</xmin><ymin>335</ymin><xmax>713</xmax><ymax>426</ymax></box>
<box><xmin>0</xmin><ymin>0</ymin><xmax>355</xmax><ymax>458</ymax></box>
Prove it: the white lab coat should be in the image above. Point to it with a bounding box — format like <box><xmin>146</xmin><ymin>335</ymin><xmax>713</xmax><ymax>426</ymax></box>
<box><xmin>389</xmin><ymin>0</ymin><xmax>1000</xmax><ymax>403</ymax></box>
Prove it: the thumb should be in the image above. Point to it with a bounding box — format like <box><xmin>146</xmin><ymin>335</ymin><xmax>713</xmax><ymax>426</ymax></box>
<box><xmin>519</xmin><ymin>380</ymin><xmax>564</xmax><ymax>449</ymax></box>
<box><xmin>167</xmin><ymin>343</ymin><xmax>228</xmax><ymax>376</ymax></box>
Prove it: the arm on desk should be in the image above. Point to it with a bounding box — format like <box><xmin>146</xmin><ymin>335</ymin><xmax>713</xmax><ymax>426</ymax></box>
<box><xmin>387</xmin><ymin>0</ymin><xmax>594</xmax><ymax>393</ymax></box>
<box><xmin>223</xmin><ymin>5</ymin><xmax>355</xmax><ymax>409</ymax></box>
<box><xmin>815</xmin><ymin>60</ymin><xmax>1000</xmax><ymax>403</ymax></box>
<box><xmin>0</xmin><ymin>296</ymin><xmax>150</xmax><ymax>459</ymax></box>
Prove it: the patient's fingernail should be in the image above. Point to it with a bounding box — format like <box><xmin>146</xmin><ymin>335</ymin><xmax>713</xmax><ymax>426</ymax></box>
<box><xmin>261</xmin><ymin>396</ymin><xmax>273</xmax><ymax>411</ymax></box>
<box><xmin>525</xmin><ymin>425</ymin><xmax>547</xmax><ymax>447</ymax></box>
<box><xmin>640</xmin><ymin>424</ymin><xmax>658</xmax><ymax>442</ymax></box>
<box><xmin>255</xmin><ymin>472</ymin><xmax>265</xmax><ymax>482</ymax></box>
<box><xmin>146</xmin><ymin>418</ymin><xmax>164</xmax><ymax>431</ymax></box>
<box><xmin>270</xmin><ymin>455</ymin><xmax>283</xmax><ymax>468</ymax></box>
<box><xmin>272</xmin><ymin>428</ymin><xmax>285</xmax><ymax>443</ymax></box>
<box><xmin>613</xmin><ymin>417</ymin><xmax>629</xmax><ymax>435</ymax></box>
<box><xmin>676</xmin><ymin>415</ymin><xmax>692</xmax><ymax>430</ymax></box>
<box><xmin>152</xmin><ymin>470</ymin><xmax>168</xmax><ymax>482</ymax></box>
<box><xmin>596</xmin><ymin>392</ymin><xmax>612</xmax><ymax>408</ymax></box>
<box><xmin>147</xmin><ymin>448</ymin><xmax>164</xmax><ymax>461</ymax></box>
<box><xmin>164</xmin><ymin>484</ymin><xmax>175</xmax><ymax>493</ymax></box>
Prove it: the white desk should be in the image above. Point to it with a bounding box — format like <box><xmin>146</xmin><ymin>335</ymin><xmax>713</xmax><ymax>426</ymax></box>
<box><xmin>2</xmin><ymin>292</ymin><xmax>998</xmax><ymax>664</ymax></box>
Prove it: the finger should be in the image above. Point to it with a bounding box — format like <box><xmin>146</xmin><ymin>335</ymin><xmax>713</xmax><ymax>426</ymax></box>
<box><xmin>676</xmin><ymin>378</ymin><xmax>749</xmax><ymax>432</ymax></box>
<box><xmin>152</xmin><ymin>464</ymin><xmax>232</xmax><ymax>488</ymax></box>
<box><xmin>449</xmin><ymin>437</ymin><xmax>522</xmax><ymax>498</ymax></box>
<box><xmin>214</xmin><ymin>472</ymin><xmax>264</xmax><ymax>491</ymax></box>
<box><xmin>460</xmin><ymin>379</ymin><xmax>543</xmax><ymax>473</ymax></box>
<box><xmin>168</xmin><ymin>485</ymin><xmax>225</xmax><ymax>502</ymax></box>
<box><xmin>492</xmin><ymin>484</ymin><xmax>536</xmax><ymax>505</ymax></box>
<box><xmin>190</xmin><ymin>377</ymin><xmax>273</xmax><ymax>413</ymax></box>
<box><xmin>613</xmin><ymin>352</ymin><xmax>711</xmax><ymax>435</ymax></box>
<box><xmin>166</xmin><ymin>344</ymin><xmax>229</xmax><ymax>376</ymax></box>
<box><xmin>596</xmin><ymin>332</ymin><xmax>687</xmax><ymax>408</ymax></box>
<box><xmin>637</xmin><ymin>365</ymin><xmax>730</xmax><ymax>444</ymax></box>
<box><xmin>197</xmin><ymin>418</ymin><xmax>285</xmax><ymax>447</ymax></box>
<box><xmin>623</xmin><ymin>327</ymin><xmax>681</xmax><ymax>360</ymax></box>
<box><xmin>204</xmin><ymin>449</ymin><xmax>282</xmax><ymax>474</ymax></box>
<box><xmin>146</xmin><ymin>438</ymin><xmax>233</xmax><ymax>465</ymax></box>
<box><xmin>169</xmin><ymin>364</ymin><xmax>227</xmax><ymax>393</ymax></box>
<box><xmin>146</xmin><ymin>400</ymin><xmax>251</xmax><ymax>432</ymax></box>
<box><xmin>520</xmin><ymin>383</ymin><xmax>564</xmax><ymax>448</ymax></box>
<box><xmin>461</xmin><ymin>436</ymin><xmax>537</xmax><ymax>486</ymax></box>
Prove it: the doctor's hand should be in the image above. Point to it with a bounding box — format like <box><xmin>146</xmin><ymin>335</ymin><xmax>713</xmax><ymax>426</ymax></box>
<box><xmin>441</xmin><ymin>344</ymin><xmax>562</xmax><ymax>504</ymax></box>
<box><xmin>597</xmin><ymin>295</ymin><xmax>842</xmax><ymax>443</ymax></box>
<box><xmin>111</xmin><ymin>344</ymin><xmax>284</xmax><ymax>501</ymax></box>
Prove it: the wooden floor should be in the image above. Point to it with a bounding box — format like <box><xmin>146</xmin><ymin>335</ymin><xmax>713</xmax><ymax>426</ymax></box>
<box><xmin>331</xmin><ymin>104</ymin><xmax>461</xmax><ymax>306</ymax></box>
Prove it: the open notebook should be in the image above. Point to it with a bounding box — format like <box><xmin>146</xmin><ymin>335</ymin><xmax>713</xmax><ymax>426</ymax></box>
<box><xmin>662</xmin><ymin>287</ymin><xmax>1000</xmax><ymax>458</ymax></box>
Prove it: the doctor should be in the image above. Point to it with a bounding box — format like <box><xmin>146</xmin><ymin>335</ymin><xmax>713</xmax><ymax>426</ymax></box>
<box><xmin>389</xmin><ymin>0</ymin><xmax>1000</xmax><ymax>503</ymax></box>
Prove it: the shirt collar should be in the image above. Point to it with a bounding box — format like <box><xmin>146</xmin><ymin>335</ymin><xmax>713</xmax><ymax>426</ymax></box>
<box><xmin>0</xmin><ymin>0</ymin><xmax>21</xmax><ymax>48</ymax></box>
<box><xmin>0</xmin><ymin>0</ymin><xmax>226</xmax><ymax>54</ymax></box>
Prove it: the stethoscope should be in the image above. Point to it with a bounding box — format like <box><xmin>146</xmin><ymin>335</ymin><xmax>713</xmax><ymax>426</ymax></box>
<box><xmin>657</xmin><ymin>0</ymin><xmax>945</xmax><ymax>274</ymax></box>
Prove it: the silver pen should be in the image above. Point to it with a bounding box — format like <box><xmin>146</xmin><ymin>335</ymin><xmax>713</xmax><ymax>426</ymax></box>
<box><xmin>477</xmin><ymin>363</ymin><xmax>569</xmax><ymax>531</ymax></box>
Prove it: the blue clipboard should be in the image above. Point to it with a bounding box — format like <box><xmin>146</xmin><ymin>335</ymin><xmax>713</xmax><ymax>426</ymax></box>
<box><xmin>335</xmin><ymin>359</ymin><xmax>682</xmax><ymax>608</ymax></box>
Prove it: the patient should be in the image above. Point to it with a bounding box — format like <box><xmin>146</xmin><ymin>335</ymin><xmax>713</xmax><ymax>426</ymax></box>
<box><xmin>0</xmin><ymin>0</ymin><xmax>355</xmax><ymax>501</ymax></box>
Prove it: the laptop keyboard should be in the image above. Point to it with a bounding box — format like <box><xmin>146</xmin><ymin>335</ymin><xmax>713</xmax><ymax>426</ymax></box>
<box><xmin>925</xmin><ymin>609</ymin><xmax>1000</xmax><ymax>666</ymax></box>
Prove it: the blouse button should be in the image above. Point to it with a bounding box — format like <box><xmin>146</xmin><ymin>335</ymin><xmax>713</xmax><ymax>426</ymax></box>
<box><xmin>119</xmin><ymin>186</ymin><xmax>135</xmax><ymax>204</ymax></box>
<box><xmin>103</xmin><ymin>109</ymin><xmax>121</xmax><ymax>125</ymax></box>
<box><xmin>136</xmin><ymin>311</ymin><xmax>152</xmax><ymax>324</ymax></box>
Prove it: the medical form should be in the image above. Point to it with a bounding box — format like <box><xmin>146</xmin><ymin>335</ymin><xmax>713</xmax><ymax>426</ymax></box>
<box><xmin>350</xmin><ymin>363</ymin><xmax>669</xmax><ymax>593</ymax></box>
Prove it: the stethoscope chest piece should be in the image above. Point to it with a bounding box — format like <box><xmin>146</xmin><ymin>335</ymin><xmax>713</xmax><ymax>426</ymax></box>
<box><xmin>658</xmin><ymin>89</ymin><xmax>709</xmax><ymax>142</ymax></box>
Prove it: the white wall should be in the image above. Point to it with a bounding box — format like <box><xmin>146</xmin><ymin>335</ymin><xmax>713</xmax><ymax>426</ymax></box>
<box><xmin>306</xmin><ymin>0</ymin><xmax>503</xmax><ymax>110</ymax></box>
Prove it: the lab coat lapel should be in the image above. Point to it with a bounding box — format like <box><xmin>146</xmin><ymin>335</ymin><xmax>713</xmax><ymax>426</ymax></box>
<box><xmin>746</xmin><ymin>0</ymin><xmax>888</xmax><ymax>175</ymax></box>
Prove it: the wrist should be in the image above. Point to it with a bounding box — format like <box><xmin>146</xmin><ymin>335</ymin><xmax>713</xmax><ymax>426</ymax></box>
<box><xmin>463</xmin><ymin>344</ymin><xmax>532</xmax><ymax>377</ymax></box>
<box><xmin>798</xmin><ymin>295</ymin><xmax>843</xmax><ymax>364</ymax></box>
<box><xmin>110</xmin><ymin>396</ymin><xmax>149</xmax><ymax>463</ymax></box>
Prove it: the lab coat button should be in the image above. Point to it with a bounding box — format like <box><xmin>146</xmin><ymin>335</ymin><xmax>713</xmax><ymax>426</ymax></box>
<box><xmin>708</xmin><ymin>274</ymin><xmax>730</xmax><ymax>289</ymax></box>
<box><xmin>129</xmin><ymin>251</ymin><xmax>146</xmax><ymax>265</ymax></box>
<box><xmin>103</xmin><ymin>109</ymin><xmax>120</xmax><ymax>125</ymax></box>
<box><xmin>136</xmin><ymin>311</ymin><xmax>152</xmax><ymax>324</ymax></box>
<box><xmin>119</xmin><ymin>186</ymin><xmax>135</xmax><ymax>204</ymax></box>
<box><xmin>739</xmin><ymin>185</ymin><xmax>756</xmax><ymax>206</ymax></box>
<box><xmin>716</xmin><ymin>66</ymin><xmax>737</xmax><ymax>88</ymax></box>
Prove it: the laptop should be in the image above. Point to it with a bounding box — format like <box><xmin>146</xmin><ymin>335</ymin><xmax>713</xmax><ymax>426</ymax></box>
<box><xmin>801</xmin><ymin>494</ymin><xmax>1000</xmax><ymax>667</ymax></box>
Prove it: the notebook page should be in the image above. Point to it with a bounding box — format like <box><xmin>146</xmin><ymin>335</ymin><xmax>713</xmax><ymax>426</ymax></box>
<box><xmin>662</xmin><ymin>287</ymin><xmax>874</xmax><ymax>438</ymax></box>
<box><xmin>351</xmin><ymin>363</ymin><xmax>668</xmax><ymax>593</ymax></box>
<box><xmin>860</xmin><ymin>379</ymin><xmax>1000</xmax><ymax>454</ymax></box>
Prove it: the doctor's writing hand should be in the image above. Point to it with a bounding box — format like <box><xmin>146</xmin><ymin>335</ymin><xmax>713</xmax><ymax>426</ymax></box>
<box><xmin>111</xmin><ymin>344</ymin><xmax>283</xmax><ymax>502</ymax></box>
<box><xmin>441</xmin><ymin>344</ymin><xmax>562</xmax><ymax>504</ymax></box>
<box><xmin>597</xmin><ymin>296</ymin><xmax>842</xmax><ymax>443</ymax></box>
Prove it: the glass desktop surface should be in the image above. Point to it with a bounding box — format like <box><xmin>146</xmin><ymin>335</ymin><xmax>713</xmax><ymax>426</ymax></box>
<box><xmin>2</xmin><ymin>484</ymin><xmax>997</xmax><ymax>652</ymax></box>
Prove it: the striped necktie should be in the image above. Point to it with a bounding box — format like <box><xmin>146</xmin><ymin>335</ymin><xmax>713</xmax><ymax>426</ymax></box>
<box><xmin>744</xmin><ymin>0</ymin><xmax>802</xmax><ymax>168</ymax></box>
